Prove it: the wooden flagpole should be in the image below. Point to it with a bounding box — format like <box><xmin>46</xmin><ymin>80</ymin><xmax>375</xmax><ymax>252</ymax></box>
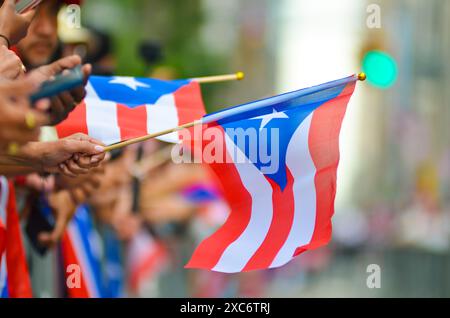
<box><xmin>104</xmin><ymin>120</ymin><xmax>202</xmax><ymax>152</ymax></box>
<box><xmin>104</xmin><ymin>73</ymin><xmax>366</xmax><ymax>152</ymax></box>
<box><xmin>192</xmin><ymin>71</ymin><xmax>245</xmax><ymax>84</ymax></box>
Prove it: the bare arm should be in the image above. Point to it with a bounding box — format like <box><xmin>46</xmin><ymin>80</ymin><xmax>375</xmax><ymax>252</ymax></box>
<box><xmin>0</xmin><ymin>164</ymin><xmax>36</xmax><ymax>177</ymax></box>
<box><xmin>0</xmin><ymin>134</ymin><xmax>106</xmax><ymax>177</ymax></box>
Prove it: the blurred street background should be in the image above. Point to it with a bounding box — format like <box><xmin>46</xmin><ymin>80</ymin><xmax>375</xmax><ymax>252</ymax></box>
<box><xmin>38</xmin><ymin>0</ymin><xmax>450</xmax><ymax>297</ymax></box>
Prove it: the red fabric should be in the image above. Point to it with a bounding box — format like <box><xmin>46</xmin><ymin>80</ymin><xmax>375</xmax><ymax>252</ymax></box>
<box><xmin>0</xmin><ymin>219</ymin><xmax>5</xmax><ymax>265</ymax></box>
<box><xmin>174</xmin><ymin>81</ymin><xmax>207</xmax><ymax>149</ymax></box>
<box><xmin>5</xmin><ymin>181</ymin><xmax>33</xmax><ymax>298</ymax></box>
<box><xmin>116</xmin><ymin>104</ymin><xmax>148</xmax><ymax>141</ymax></box>
<box><xmin>174</xmin><ymin>81</ymin><xmax>206</xmax><ymax>126</ymax></box>
<box><xmin>294</xmin><ymin>82</ymin><xmax>355</xmax><ymax>256</ymax></box>
<box><xmin>60</xmin><ymin>231</ymin><xmax>90</xmax><ymax>298</ymax></box>
<box><xmin>63</xmin><ymin>0</ymin><xmax>82</xmax><ymax>4</ymax></box>
<box><xmin>55</xmin><ymin>100</ymin><xmax>89</xmax><ymax>138</ymax></box>
<box><xmin>13</xmin><ymin>176</ymin><xmax>26</xmax><ymax>187</ymax></box>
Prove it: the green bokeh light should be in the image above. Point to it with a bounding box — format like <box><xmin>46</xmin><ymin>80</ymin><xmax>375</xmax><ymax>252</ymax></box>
<box><xmin>362</xmin><ymin>51</ymin><xmax>398</xmax><ymax>89</ymax></box>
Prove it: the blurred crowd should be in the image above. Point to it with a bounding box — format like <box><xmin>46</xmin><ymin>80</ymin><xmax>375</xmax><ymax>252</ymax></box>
<box><xmin>0</xmin><ymin>0</ymin><xmax>236</xmax><ymax>298</ymax></box>
<box><xmin>1</xmin><ymin>0</ymin><xmax>293</xmax><ymax>298</ymax></box>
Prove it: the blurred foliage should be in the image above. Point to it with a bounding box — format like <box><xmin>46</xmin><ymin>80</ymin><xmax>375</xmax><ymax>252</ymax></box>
<box><xmin>83</xmin><ymin>0</ymin><xmax>229</xmax><ymax>111</ymax></box>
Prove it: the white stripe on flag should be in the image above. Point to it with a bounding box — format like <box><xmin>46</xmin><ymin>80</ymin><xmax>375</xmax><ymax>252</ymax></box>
<box><xmin>146</xmin><ymin>94</ymin><xmax>179</xmax><ymax>144</ymax></box>
<box><xmin>85</xmin><ymin>98</ymin><xmax>122</xmax><ymax>145</ymax></box>
<box><xmin>67</xmin><ymin>223</ymin><xmax>100</xmax><ymax>298</ymax></box>
<box><xmin>270</xmin><ymin>114</ymin><xmax>317</xmax><ymax>268</ymax></box>
<box><xmin>212</xmin><ymin>134</ymin><xmax>273</xmax><ymax>273</ymax></box>
<box><xmin>0</xmin><ymin>177</ymin><xmax>8</xmax><ymax>224</ymax></box>
<box><xmin>85</xmin><ymin>82</ymin><xmax>99</xmax><ymax>99</ymax></box>
<box><xmin>0</xmin><ymin>256</ymin><xmax>6</xmax><ymax>295</ymax></box>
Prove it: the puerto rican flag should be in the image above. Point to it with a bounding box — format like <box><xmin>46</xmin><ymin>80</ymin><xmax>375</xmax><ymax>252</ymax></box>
<box><xmin>186</xmin><ymin>75</ymin><xmax>358</xmax><ymax>273</ymax></box>
<box><xmin>61</xmin><ymin>205</ymin><xmax>104</xmax><ymax>298</ymax></box>
<box><xmin>56</xmin><ymin>76</ymin><xmax>206</xmax><ymax>145</ymax></box>
<box><xmin>0</xmin><ymin>177</ymin><xmax>33</xmax><ymax>298</ymax></box>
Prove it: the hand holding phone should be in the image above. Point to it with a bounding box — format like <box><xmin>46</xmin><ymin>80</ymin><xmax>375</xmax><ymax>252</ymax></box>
<box><xmin>30</xmin><ymin>65</ymin><xmax>84</xmax><ymax>103</ymax></box>
<box><xmin>28</xmin><ymin>55</ymin><xmax>91</xmax><ymax>125</ymax></box>
<box><xmin>0</xmin><ymin>0</ymin><xmax>36</xmax><ymax>46</ymax></box>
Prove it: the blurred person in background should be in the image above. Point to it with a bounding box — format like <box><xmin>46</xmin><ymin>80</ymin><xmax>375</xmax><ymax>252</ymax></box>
<box><xmin>14</xmin><ymin>0</ymin><xmax>63</xmax><ymax>69</ymax></box>
<box><xmin>395</xmin><ymin>162</ymin><xmax>450</xmax><ymax>252</ymax></box>
<box><xmin>61</xmin><ymin>25</ymin><xmax>116</xmax><ymax>76</ymax></box>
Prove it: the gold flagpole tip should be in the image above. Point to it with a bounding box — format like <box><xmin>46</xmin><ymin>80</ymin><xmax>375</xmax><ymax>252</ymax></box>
<box><xmin>358</xmin><ymin>72</ymin><xmax>367</xmax><ymax>81</ymax></box>
<box><xmin>236</xmin><ymin>71</ymin><xmax>245</xmax><ymax>81</ymax></box>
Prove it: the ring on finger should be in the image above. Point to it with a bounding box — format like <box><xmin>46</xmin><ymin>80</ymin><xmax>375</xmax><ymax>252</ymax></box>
<box><xmin>25</xmin><ymin>112</ymin><xmax>37</xmax><ymax>130</ymax></box>
<box><xmin>7</xmin><ymin>142</ymin><xmax>19</xmax><ymax>156</ymax></box>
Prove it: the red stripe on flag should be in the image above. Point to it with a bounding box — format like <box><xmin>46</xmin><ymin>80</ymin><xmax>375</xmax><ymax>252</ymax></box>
<box><xmin>294</xmin><ymin>82</ymin><xmax>355</xmax><ymax>256</ymax></box>
<box><xmin>242</xmin><ymin>169</ymin><xmax>295</xmax><ymax>271</ymax></box>
<box><xmin>0</xmin><ymin>219</ymin><xmax>5</xmax><ymax>265</ymax></box>
<box><xmin>116</xmin><ymin>104</ymin><xmax>148</xmax><ymax>141</ymax></box>
<box><xmin>61</xmin><ymin>232</ymin><xmax>91</xmax><ymax>298</ymax></box>
<box><xmin>185</xmin><ymin>127</ymin><xmax>252</xmax><ymax>270</ymax></box>
<box><xmin>6</xmin><ymin>181</ymin><xmax>32</xmax><ymax>298</ymax></box>
<box><xmin>56</xmin><ymin>101</ymin><xmax>89</xmax><ymax>138</ymax></box>
<box><xmin>174</xmin><ymin>81</ymin><xmax>206</xmax><ymax>126</ymax></box>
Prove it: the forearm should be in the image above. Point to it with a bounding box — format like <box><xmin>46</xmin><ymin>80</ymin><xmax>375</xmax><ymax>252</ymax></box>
<box><xmin>0</xmin><ymin>142</ymin><xmax>43</xmax><ymax>171</ymax></box>
<box><xmin>0</xmin><ymin>21</ymin><xmax>12</xmax><ymax>48</ymax></box>
<box><xmin>0</xmin><ymin>164</ymin><xmax>37</xmax><ymax>177</ymax></box>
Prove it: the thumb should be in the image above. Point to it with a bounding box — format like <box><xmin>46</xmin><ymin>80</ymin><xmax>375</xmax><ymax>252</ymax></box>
<box><xmin>48</xmin><ymin>55</ymin><xmax>82</xmax><ymax>75</ymax></box>
<box><xmin>82</xmin><ymin>64</ymin><xmax>92</xmax><ymax>85</ymax></box>
<box><xmin>21</xmin><ymin>8</ymin><xmax>36</xmax><ymax>23</ymax></box>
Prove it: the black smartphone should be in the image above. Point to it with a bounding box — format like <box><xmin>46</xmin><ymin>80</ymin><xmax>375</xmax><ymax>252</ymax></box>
<box><xmin>25</xmin><ymin>195</ymin><xmax>55</xmax><ymax>256</ymax></box>
<box><xmin>30</xmin><ymin>65</ymin><xmax>84</xmax><ymax>103</ymax></box>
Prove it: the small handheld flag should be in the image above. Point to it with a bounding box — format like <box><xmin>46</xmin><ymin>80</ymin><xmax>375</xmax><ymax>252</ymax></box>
<box><xmin>0</xmin><ymin>178</ymin><xmax>33</xmax><ymax>297</ymax></box>
<box><xmin>61</xmin><ymin>205</ymin><xmax>105</xmax><ymax>298</ymax></box>
<box><xmin>56</xmin><ymin>76</ymin><xmax>207</xmax><ymax>145</ymax></box>
<box><xmin>184</xmin><ymin>74</ymin><xmax>362</xmax><ymax>273</ymax></box>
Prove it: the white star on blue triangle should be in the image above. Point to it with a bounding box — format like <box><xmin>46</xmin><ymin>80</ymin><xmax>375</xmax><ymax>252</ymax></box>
<box><xmin>88</xmin><ymin>76</ymin><xmax>190</xmax><ymax>107</ymax></box>
<box><xmin>224</xmin><ymin>106</ymin><xmax>312</xmax><ymax>190</ymax></box>
<box><xmin>108</xmin><ymin>77</ymin><xmax>150</xmax><ymax>91</ymax></box>
<box><xmin>252</xmin><ymin>108</ymin><xmax>289</xmax><ymax>130</ymax></box>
